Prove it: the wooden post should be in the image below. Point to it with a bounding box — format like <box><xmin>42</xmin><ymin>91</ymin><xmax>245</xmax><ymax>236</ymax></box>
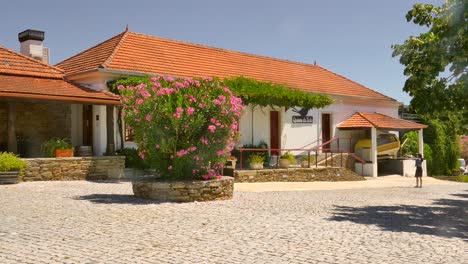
<box><xmin>7</xmin><ymin>101</ymin><xmax>17</xmax><ymax>153</ymax></box>
<box><xmin>105</xmin><ymin>105</ymin><xmax>115</xmax><ymax>155</ymax></box>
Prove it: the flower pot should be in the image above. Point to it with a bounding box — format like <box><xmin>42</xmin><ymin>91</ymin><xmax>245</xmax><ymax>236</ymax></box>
<box><xmin>249</xmin><ymin>162</ymin><xmax>264</xmax><ymax>170</ymax></box>
<box><xmin>301</xmin><ymin>161</ymin><xmax>310</xmax><ymax>168</ymax></box>
<box><xmin>0</xmin><ymin>170</ymin><xmax>20</xmax><ymax>184</ymax></box>
<box><xmin>225</xmin><ymin>160</ymin><xmax>236</xmax><ymax>168</ymax></box>
<box><xmin>55</xmin><ymin>148</ymin><xmax>74</xmax><ymax>158</ymax></box>
<box><xmin>279</xmin><ymin>159</ymin><xmax>290</xmax><ymax>168</ymax></box>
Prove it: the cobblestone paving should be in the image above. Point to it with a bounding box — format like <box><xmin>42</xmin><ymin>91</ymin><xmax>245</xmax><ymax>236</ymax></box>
<box><xmin>0</xmin><ymin>180</ymin><xmax>467</xmax><ymax>264</ymax></box>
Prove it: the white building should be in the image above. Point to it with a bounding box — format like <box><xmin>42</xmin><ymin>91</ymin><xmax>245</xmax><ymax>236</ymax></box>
<box><xmin>53</xmin><ymin>29</ymin><xmax>426</xmax><ymax>176</ymax></box>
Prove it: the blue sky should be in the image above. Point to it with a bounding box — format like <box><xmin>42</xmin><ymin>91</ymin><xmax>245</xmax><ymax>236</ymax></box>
<box><xmin>1</xmin><ymin>0</ymin><xmax>443</xmax><ymax>104</ymax></box>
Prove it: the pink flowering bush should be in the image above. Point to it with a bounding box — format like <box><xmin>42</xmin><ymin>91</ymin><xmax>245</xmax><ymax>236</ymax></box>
<box><xmin>118</xmin><ymin>76</ymin><xmax>244</xmax><ymax>180</ymax></box>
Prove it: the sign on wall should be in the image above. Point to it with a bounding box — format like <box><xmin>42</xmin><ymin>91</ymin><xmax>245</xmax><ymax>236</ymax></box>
<box><xmin>292</xmin><ymin>107</ymin><xmax>313</xmax><ymax>124</ymax></box>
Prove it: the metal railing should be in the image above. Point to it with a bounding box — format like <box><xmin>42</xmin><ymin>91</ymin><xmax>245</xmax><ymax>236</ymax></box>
<box><xmin>237</xmin><ymin>137</ymin><xmax>366</xmax><ymax>175</ymax></box>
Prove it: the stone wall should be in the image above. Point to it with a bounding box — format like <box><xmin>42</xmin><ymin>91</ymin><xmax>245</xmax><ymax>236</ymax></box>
<box><xmin>0</xmin><ymin>99</ymin><xmax>71</xmax><ymax>157</ymax></box>
<box><xmin>22</xmin><ymin>156</ymin><xmax>125</xmax><ymax>181</ymax></box>
<box><xmin>234</xmin><ymin>167</ymin><xmax>365</xmax><ymax>183</ymax></box>
<box><xmin>132</xmin><ymin>176</ymin><xmax>234</xmax><ymax>202</ymax></box>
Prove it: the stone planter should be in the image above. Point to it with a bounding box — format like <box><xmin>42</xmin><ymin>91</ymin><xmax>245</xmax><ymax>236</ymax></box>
<box><xmin>0</xmin><ymin>171</ymin><xmax>20</xmax><ymax>184</ymax></box>
<box><xmin>132</xmin><ymin>176</ymin><xmax>234</xmax><ymax>202</ymax></box>
<box><xmin>55</xmin><ymin>149</ymin><xmax>74</xmax><ymax>158</ymax></box>
<box><xmin>249</xmin><ymin>162</ymin><xmax>264</xmax><ymax>170</ymax></box>
<box><xmin>279</xmin><ymin>159</ymin><xmax>290</xmax><ymax>168</ymax></box>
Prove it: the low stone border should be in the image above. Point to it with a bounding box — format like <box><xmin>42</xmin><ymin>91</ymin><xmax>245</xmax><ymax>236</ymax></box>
<box><xmin>234</xmin><ymin>167</ymin><xmax>364</xmax><ymax>183</ymax></box>
<box><xmin>132</xmin><ymin>176</ymin><xmax>234</xmax><ymax>202</ymax></box>
<box><xmin>23</xmin><ymin>156</ymin><xmax>125</xmax><ymax>181</ymax></box>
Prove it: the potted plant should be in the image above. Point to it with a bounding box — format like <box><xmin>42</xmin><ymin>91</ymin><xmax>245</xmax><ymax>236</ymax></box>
<box><xmin>41</xmin><ymin>138</ymin><xmax>74</xmax><ymax>158</ymax></box>
<box><xmin>279</xmin><ymin>151</ymin><xmax>296</xmax><ymax>168</ymax></box>
<box><xmin>300</xmin><ymin>155</ymin><xmax>315</xmax><ymax>168</ymax></box>
<box><xmin>249</xmin><ymin>153</ymin><xmax>265</xmax><ymax>170</ymax></box>
<box><xmin>0</xmin><ymin>152</ymin><xmax>28</xmax><ymax>184</ymax></box>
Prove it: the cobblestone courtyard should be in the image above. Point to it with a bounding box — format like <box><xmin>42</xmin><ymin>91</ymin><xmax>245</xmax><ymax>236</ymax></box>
<box><xmin>0</xmin><ymin>178</ymin><xmax>467</xmax><ymax>264</ymax></box>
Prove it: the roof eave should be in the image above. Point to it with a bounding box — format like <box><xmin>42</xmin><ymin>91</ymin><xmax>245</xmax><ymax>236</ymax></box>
<box><xmin>0</xmin><ymin>91</ymin><xmax>121</xmax><ymax>105</ymax></box>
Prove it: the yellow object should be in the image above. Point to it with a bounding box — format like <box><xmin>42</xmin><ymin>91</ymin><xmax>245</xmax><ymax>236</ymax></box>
<box><xmin>355</xmin><ymin>134</ymin><xmax>400</xmax><ymax>156</ymax></box>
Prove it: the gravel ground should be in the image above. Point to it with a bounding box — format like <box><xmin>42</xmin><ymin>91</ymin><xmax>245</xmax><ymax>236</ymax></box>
<box><xmin>0</xmin><ymin>180</ymin><xmax>467</xmax><ymax>264</ymax></box>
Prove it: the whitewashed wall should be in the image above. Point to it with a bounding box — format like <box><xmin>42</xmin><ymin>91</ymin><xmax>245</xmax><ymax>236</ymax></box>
<box><xmin>239</xmin><ymin>106</ymin><xmax>272</xmax><ymax>146</ymax></box>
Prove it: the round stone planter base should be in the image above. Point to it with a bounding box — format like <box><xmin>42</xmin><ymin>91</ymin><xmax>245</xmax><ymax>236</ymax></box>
<box><xmin>132</xmin><ymin>176</ymin><xmax>234</xmax><ymax>203</ymax></box>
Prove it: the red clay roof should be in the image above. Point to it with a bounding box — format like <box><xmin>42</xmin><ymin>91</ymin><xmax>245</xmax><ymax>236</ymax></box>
<box><xmin>0</xmin><ymin>45</ymin><xmax>63</xmax><ymax>78</ymax></box>
<box><xmin>0</xmin><ymin>46</ymin><xmax>120</xmax><ymax>104</ymax></box>
<box><xmin>57</xmin><ymin>30</ymin><xmax>396</xmax><ymax>102</ymax></box>
<box><xmin>338</xmin><ymin>112</ymin><xmax>427</xmax><ymax>130</ymax></box>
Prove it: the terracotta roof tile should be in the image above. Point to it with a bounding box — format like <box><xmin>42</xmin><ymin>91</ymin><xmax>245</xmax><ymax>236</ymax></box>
<box><xmin>56</xmin><ymin>31</ymin><xmax>396</xmax><ymax>102</ymax></box>
<box><xmin>0</xmin><ymin>46</ymin><xmax>63</xmax><ymax>78</ymax></box>
<box><xmin>338</xmin><ymin>112</ymin><xmax>427</xmax><ymax>130</ymax></box>
<box><xmin>0</xmin><ymin>46</ymin><xmax>120</xmax><ymax>104</ymax></box>
<box><xmin>0</xmin><ymin>75</ymin><xmax>120</xmax><ymax>104</ymax></box>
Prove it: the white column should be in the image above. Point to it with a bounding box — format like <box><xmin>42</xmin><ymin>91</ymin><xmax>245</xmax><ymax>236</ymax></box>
<box><xmin>371</xmin><ymin>127</ymin><xmax>378</xmax><ymax>177</ymax></box>
<box><xmin>418</xmin><ymin>129</ymin><xmax>424</xmax><ymax>156</ymax></box>
<box><xmin>418</xmin><ymin>128</ymin><xmax>426</xmax><ymax>176</ymax></box>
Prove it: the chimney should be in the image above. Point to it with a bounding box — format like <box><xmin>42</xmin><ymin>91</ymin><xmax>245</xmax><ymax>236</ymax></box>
<box><xmin>18</xmin><ymin>29</ymin><xmax>50</xmax><ymax>64</ymax></box>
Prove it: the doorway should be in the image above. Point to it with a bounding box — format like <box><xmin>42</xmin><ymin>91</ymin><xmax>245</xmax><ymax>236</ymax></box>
<box><xmin>82</xmin><ymin>105</ymin><xmax>93</xmax><ymax>146</ymax></box>
<box><xmin>321</xmin><ymin>113</ymin><xmax>331</xmax><ymax>152</ymax></box>
<box><xmin>270</xmin><ymin>111</ymin><xmax>280</xmax><ymax>156</ymax></box>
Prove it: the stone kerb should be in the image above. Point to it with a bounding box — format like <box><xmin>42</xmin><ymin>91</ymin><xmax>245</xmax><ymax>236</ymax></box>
<box><xmin>234</xmin><ymin>167</ymin><xmax>364</xmax><ymax>183</ymax></box>
<box><xmin>22</xmin><ymin>156</ymin><xmax>125</xmax><ymax>181</ymax></box>
<box><xmin>132</xmin><ymin>176</ymin><xmax>234</xmax><ymax>202</ymax></box>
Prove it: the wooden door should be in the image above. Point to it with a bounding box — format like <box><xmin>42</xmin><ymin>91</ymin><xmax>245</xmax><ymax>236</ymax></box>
<box><xmin>82</xmin><ymin>105</ymin><xmax>93</xmax><ymax>146</ymax></box>
<box><xmin>321</xmin><ymin>113</ymin><xmax>331</xmax><ymax>152</ymax></box>
<box><xmin>270</xmin><ymin>111</ymin><xmax>280</xmax><ymax>156</ymax></box>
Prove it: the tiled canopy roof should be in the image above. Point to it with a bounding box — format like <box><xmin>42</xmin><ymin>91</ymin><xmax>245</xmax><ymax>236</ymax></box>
<box><xmin>0</xmin><ymin>46</ymin><xmax>120</xmax><ymax>104</ymax></box>
<box><xmin>338</xmin><ymin>112</ymin><xmax>427</xmax><ymax>130</ymax></box>
<box><xmin>57</xmin><ymin>30</ymin><xmax>396</xmax><ymax>102</ymax></box>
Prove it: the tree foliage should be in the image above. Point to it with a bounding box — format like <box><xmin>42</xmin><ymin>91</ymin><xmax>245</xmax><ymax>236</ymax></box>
<box><xmin>223</xmin><ymin>76</ymin><xmax>333</xmax><ymax>109</ymax></box>
<box><xmin>423</xmin><ymin>118</ymin><xmax>460</xmax><ymax>175</ymax></box>
<box><xmin>392</xmin><ymin>0</ymin><xmax>467</xmax><ymax>132</ymax></box>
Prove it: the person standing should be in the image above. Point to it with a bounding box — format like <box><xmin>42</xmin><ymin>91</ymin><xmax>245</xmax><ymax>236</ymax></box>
<box><xmin>415</xmin><ymin>153</ymin><xmax>423</xmax><ymax>188</ymax></box>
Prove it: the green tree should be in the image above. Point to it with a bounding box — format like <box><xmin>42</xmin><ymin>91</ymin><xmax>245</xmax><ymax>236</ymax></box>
<box><xmin>392</xmin><ymin>0</ymin><xmax>467</xmax><ymax>132</ymax></box>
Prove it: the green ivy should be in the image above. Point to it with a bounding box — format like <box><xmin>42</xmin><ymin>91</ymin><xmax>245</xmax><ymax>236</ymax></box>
<box><xmin>223</xmin><ymin>76</ymin><xmax>333</xmax><ymax>108</ymax></box>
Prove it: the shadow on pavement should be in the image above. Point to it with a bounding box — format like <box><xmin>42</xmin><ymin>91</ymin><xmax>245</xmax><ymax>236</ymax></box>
<box><xmin>329</xmin><ymin>190</ymin><xmax>468</xmax><ymax>240</ymax></box>
<box><xmin>73</xmin><ymin>194</ymin><xmax>163</xmax><ymax>205</ymax></box>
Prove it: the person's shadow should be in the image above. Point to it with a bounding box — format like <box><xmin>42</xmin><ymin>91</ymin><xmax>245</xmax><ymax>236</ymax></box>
<box><xmin>329</xmin><ymin>190</ymin><xmax>468</xmax><ymax>240</ymax></box>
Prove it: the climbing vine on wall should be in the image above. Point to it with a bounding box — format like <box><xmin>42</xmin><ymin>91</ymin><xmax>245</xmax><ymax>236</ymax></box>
<box><xmin>223</xmin><ymin>76</ymin><xmax>333</xmax><ymax>108</ymax></box>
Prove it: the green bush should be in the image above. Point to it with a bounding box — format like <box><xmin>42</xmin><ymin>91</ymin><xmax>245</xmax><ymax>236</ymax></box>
<box><xmin>248</xmin><ymin>153</ymin><xmax>265</xmax><ymax>163</ymax></box>
<box><xmin>41</xmin><ymin>138</ymin><xmax>73</xmax><ymax>157</ymax></box>
<box><xmin>0</xmin><ymin>152</ymin><xmax>28</xmax><ymax>173</ymax></box>
<box><xmin>424</xmin><ymin>119</ymin><xmax>460</xmax><ymax>175</ymax></box>
<box><xmin>232</xmin><ymin>141</ymin><xmax>270</xmax><ymax>166</ymax></box>
<box><xmin>280</xmin><ymin>151</ymin><xmax>297</xmax><ymax>165</ymax></box>
<box><xmin>116</xmin><ymin>148</ymin><xmax>148</xmax><ymax>169</ymax></box>
<box><xmin>401</xmin><ymin>131</ymin><xmax>433</xmax><ymax>175</ymax></box>
<box><xmin>301</xmin><ymin>155</ymin><xmax>315</xmax><ymax>163</ymax></box>
<box><xmin>401</xmin><ymin>131</ymin><xmax>419</xmax><ymax>156</ymax></box>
